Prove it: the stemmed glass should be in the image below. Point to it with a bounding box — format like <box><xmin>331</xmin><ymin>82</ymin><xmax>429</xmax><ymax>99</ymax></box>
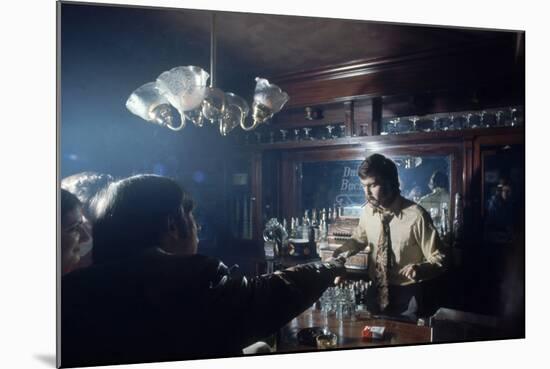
<box><xmin>303</xmin><ymin>127</ymin><xmax>313</xmax><ymax>140</ymax></box>
<box><xmin>280</xmin><ymin>129</ymin><xmax>288</xmax><ymax>142</ymax></box>
<box><xmin>510</xmin><ymin>107</ymin><xmax>518</xmax><ymax>127</ymax></box>
<box><xmin>480</xmin><ymin>111</ymin><xmax>489</xmax><ymax>128</ymax></box>
<box><xmin>293</xmin><ymin>129</ymin><xmax>301</xmax><ymax>141</ymax></box>
<box><xmin>466</xmin><ymin>113</ymin><xmax>477</xmax><ymax>129</ymax></box>
<box><xmin>338</xmin><ymin>124</ymin><xmax>347</xmax><ymax>138</ymax></box>
<box><xmin>448</xmin><ymin>115</ymin><xmax>455</xmax><ymax>130</ymax></box>
<box><xmin>388</xmin><ymin>118</ymin><xmax>399</xmax><ymax>134</ymax></box>
<box><xmin>325</xmin><ymin>125</ymin><xmax>335</xmax><ymax>139</ymax></box>
<box><xmin>495</xmin><ymin>111</ymin><xmax>503</xmax><ymax>127</ymax></box>
<box><xmin>410</xmin><ymin>116</ymin><xmax>419</xmax><ymax>132</ymax></box>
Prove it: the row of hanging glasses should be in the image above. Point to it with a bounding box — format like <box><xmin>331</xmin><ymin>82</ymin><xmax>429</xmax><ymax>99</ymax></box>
<box><xmin>381</xmin><ymin>106</ymin><xmax>524</xmax><ymax>135</ymax></box>
<box><xmin>242</xmin><ymin>123</ymin><xmax>348</xmax><ymax>144</ymax></box>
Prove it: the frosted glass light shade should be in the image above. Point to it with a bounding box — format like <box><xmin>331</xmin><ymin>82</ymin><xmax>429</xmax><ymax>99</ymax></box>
<box><xmin>156</xmin><ymin>66</ymin><xmax>210</xmax><ymax>112</ymax></box>
<box><xmin>126</xmin><ymin>82</ymin><xmax>181</xmax><ymax>130</ymax></box>
<box><xmin>253</xmin><ymin>77</ymin><xmax>289</xmax><ymax>113</ymax></box>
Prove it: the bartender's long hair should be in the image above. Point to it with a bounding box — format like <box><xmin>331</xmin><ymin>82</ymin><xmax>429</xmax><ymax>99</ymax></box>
<box><xmin>358</xmin><ymin>153</ymin><xmax>400</xmax><ymax>197</ymax></box>
<box><xmin>92</xmin><ymin>174</ymin><xmax>194</xmax><ymax>264</ymax></box>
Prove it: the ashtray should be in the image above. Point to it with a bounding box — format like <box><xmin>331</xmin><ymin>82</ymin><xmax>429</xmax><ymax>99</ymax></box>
<box><xmin>297</xmin><ymin>327</ymin><xmax>334</xmax><ymax>346</ymax></box>
<box><xmin>316</xmin><ymin>332</ymin><xmax>338</xmax><ymax>349</ymax></box>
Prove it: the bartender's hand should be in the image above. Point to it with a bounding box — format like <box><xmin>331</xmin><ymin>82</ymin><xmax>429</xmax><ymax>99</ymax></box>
<box><xmin>399</xmin><ymin>264</ymin><xmax>419</xmax><ymax>281</ymax></box>
<box><xmin>332</xmin><ymin>239</ymin><xmax>366</xmax><ymax>258</ymax></box>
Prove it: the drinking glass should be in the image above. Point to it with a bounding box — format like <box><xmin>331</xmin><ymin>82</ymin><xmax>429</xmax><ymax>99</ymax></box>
<box><xmin>325</xmin><ymin>125</ymin><xmax>335</xmax><ymax>139</ymax></box>
<box><xmin>412</xmin><ymin>117</ymin><xmax>431</xmax><ymax>132</ymax></box>
<box><xmin>303</xmin><ymin>127</ymin><xmax>313</xmax><ymax>140</ymax></box>
<box><xmin>280</xmin><ymin>129</ymin><xmax>288</xmax><ymax>142</ymax></box>
<box><xmin>338</xmin><ymin>124</ymin><xmax>347</xmax><ymax>138</ymax></box>
<box><xmin>480</xmin><ymin>111</ymin><xmax>490</xmax><ymax>128</ymax></box>
<box><xmin>387</xmin><ymin>118</ymin><xmax>399</xmax><ymax>135</ymax></box>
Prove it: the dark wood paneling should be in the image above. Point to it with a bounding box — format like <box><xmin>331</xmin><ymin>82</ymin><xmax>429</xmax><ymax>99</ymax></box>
<box><xmin>272</xmin><ymin>36</ymin><xmax>521</xmax><ymax>109</ymax></box>
<box><xmin>462</xmin><ymin>138</ymin><xmax>474</xmax><ymax>248</ymax></box>
<box><xmin>371</xmin><ymin>97</ymin><xmax>382</xmax><ymax>136</ymax></box>
<box><xmin>354</xmin><ymin>99</ymin><xmax>372</xmax><ymax>136</ymax></box>
<box><xmin>381</xmin><ymin>87</ymin><xmax>524</xmax><ymax>119</ymax></box>
<box><xmin>280</xmin><ymin>153</ymin><xmax>301</xmax><ymax>221</ymax></box>
<box><xmin>250</xmin><ymin>152</ymin><xmax>263</xmax><ymax>241</ymax></box>
<box><xmin>344</xmin><ymin>101</ymin><xmax>354</xmax><ymax>137</ymax></box>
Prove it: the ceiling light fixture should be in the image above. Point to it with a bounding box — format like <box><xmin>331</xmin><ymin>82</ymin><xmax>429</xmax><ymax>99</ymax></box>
<box><xmin>125</xmin><ymin>13</ymin><xmax>290</xmax><ymax>136</ymax></box>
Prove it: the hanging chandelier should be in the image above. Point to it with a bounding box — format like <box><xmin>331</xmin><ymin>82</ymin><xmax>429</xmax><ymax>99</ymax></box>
<box><xmin>125</xmin><ymin>13</ymin><xmax>290</xmax><ymax>136</ymax></box>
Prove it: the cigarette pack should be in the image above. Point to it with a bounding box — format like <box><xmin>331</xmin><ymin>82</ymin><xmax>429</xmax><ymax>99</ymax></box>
<box><xmin>362</xmin><ymin>325</ymin><xmax>386</xmax><ymax>340</ymax></box>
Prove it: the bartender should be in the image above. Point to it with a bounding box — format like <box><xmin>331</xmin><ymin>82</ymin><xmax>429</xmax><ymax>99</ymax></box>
<box><xmin>333</xmin><ymin>153</ymin><xmax>448</xmax><ymax>319</ymax></box>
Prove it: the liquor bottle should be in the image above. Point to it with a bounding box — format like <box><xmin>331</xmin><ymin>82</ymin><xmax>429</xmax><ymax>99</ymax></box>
<box><xmin>302</xmin><ymin>210</ymin><xmax>311</xmax><ymax>239</ymax></box>
<box><xmin>453</xmin><ymin>193</ymin><xmax>463</xmax><ymax>243</ymax></box>
<box><xmin>337</xmin><ymin>206</ymin><xmax>342</xmax><ymax>219</ymax></box>
<box><xmin>290</xmin><ymin>217</ymin><xmax>297</xmax><ymax>239</ymax></box>
<box><xmin>303</xmin><ymin>209</ymin><xmax>311</xmax><ymax>226</ymax></box>
<box><xmin>311</xmin><ymin>208</ymin><xmax>320</xmax><ymax>241</ymax></box>
<box><xmin>320</xmin><ymin>217</ymin><xmax>328</xmax><ymax>242</ymax></box>
<box><xmin>440</xmin><ymin>202</ymin><xmax>449</xmax><ymax>236</ymax></box>
<box><xmin>312</xmin><ymin>209</ymin><xmax>318</xmax><ymax>226</ymax></box>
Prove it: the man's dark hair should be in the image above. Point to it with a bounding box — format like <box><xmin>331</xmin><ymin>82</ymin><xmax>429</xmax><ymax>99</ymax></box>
<box><xmin>61</xmin><ymin>189</ymin><xmax>82</xmax><ymax>222</ymax></box>
<box><xmin>358</xmin><ymin>153</ymin><xmax>400</xmax><ymax>195</ymax></box>
<box><xmin>430</xmin><ymin>171</ymin><xmax>448</xmax><ymax>191</ymax></box>
<box><xmin>92</xmin><ymin>174</ymin><xmax>194</xmax><ymax>264</ymax></box>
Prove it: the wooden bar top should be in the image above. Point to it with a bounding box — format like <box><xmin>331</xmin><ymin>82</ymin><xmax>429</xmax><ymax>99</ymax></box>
<box><xmin>277</xmin><ymin>308</ymin><xmax>432</xmax><ymax>353</ymax></box>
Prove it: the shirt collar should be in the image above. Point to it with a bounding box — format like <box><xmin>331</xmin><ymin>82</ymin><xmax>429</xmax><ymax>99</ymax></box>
<box><xmin>368</xmin><ymin>195</ymin><xmax>404</xmax><ymax>219</ymax></box>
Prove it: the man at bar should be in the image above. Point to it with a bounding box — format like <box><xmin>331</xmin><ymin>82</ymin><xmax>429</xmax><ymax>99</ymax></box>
<box><xmin>61</xmin><ymin>174</ymin><xmax>346</xmax><ymax>367</ymax></box>
<box><xmin>333</xmin><ymin>154</ymin><xmax>447</xmax><ymax>319</ymax></box>
<box><xmin>61</xmin><ymin>171</ymin><xmax>114</xmax><ymax>269</ymax></box>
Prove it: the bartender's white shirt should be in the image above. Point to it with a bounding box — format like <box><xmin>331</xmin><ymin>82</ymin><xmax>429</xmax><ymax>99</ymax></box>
<box><xmin>351</xmin><ymin>195</ymin><xmax>447</xmax><ymax>286</ymax></box>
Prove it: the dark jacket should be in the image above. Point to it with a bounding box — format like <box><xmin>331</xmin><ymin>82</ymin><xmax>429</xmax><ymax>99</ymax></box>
<box><xmin>61</xmin><ymin>249</ymin><xmax>343</xmax><ymax>367</ymax></box>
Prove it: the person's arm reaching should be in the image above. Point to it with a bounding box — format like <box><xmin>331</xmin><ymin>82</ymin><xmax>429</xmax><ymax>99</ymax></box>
<box><xmin>207</xmin><ymin>258</ymin><xmax>347</xmax><ymax>349</ymax></box>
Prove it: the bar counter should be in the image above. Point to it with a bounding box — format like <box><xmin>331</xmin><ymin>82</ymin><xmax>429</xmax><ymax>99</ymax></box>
<box><xmin>276</xmin><ymin>308</ymin><xmax>432</xmax><ymax>353</ymax></box>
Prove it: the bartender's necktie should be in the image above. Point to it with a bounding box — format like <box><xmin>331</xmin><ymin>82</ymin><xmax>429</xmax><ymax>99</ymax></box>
<box><xmin>375</xmin><ymin>211</ymin><xmax>394</xmax><ymax>311</ymax></box>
